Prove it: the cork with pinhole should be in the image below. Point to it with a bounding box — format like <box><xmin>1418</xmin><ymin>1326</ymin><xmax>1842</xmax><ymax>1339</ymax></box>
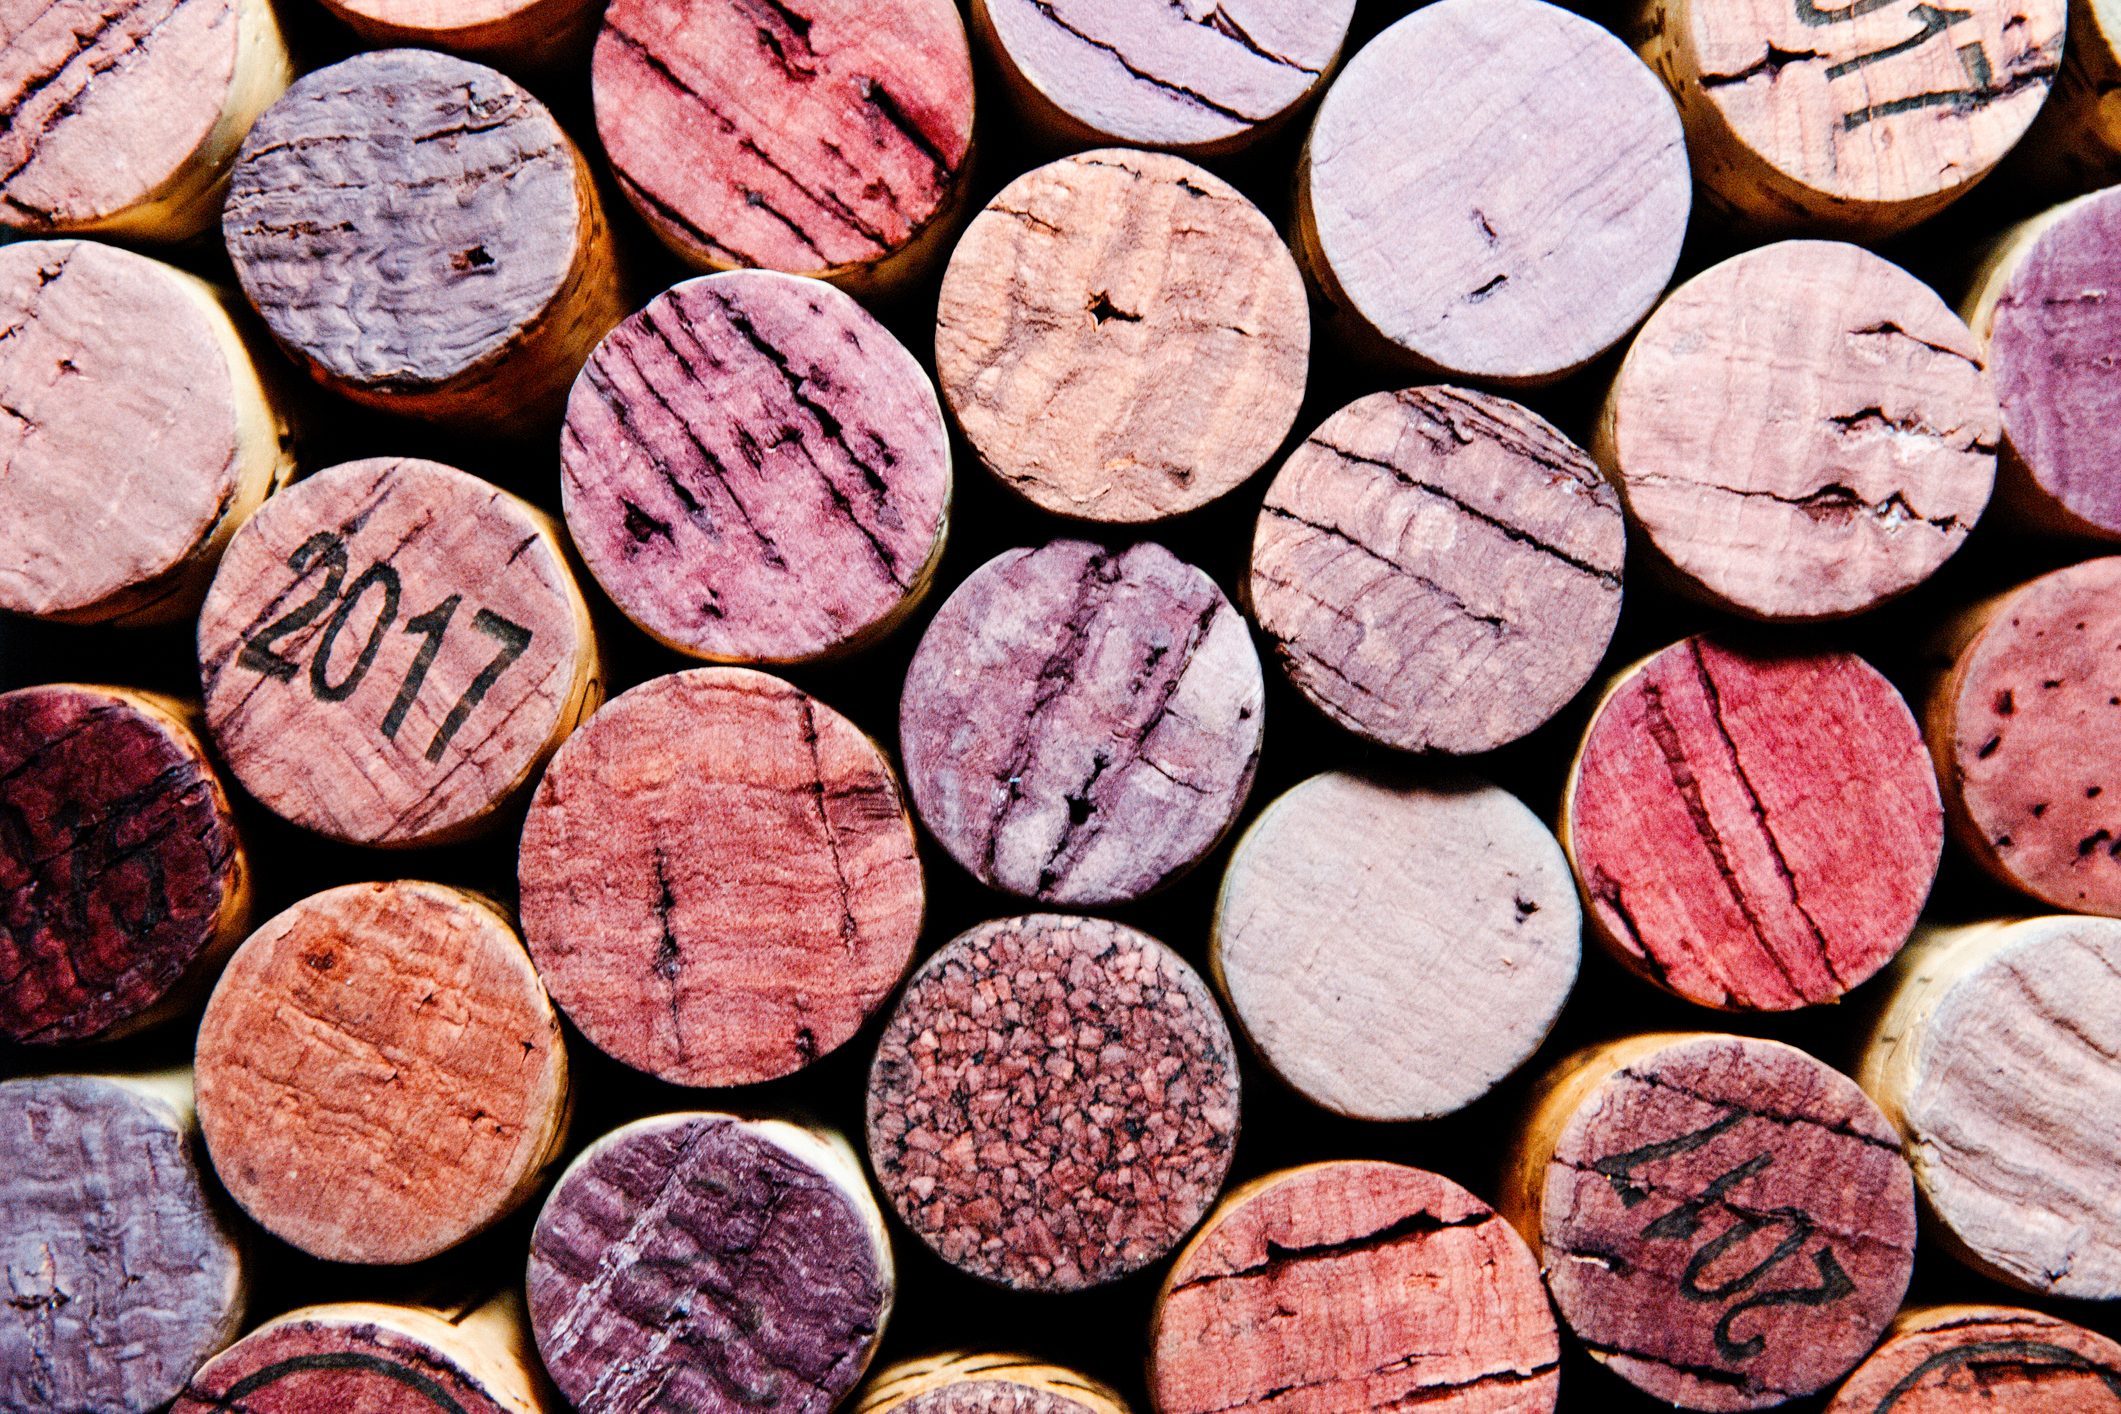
<box><xmin>1827</xmin><ymin>1304</ymin><xmax>2121</xmax><ymax>1412</ymax></box>
<box><xmin>2009</xmin><ymin>0</ymin><xmax>2121</xmax><ymax>194</ymax></box>
<box><xmin>197</xmin><ymin>456</ymin><xmax>602</xmax><ymax>849</ymax></box>
<box><xmin>315</xmin><ymin>0</ymin><xmax>601</xmax><ymax>72</ymax></box>
<box><xmin>858</xmin><ymin>1354</ymin><xmax>1131</xmax><ymax>1414</ymax></box>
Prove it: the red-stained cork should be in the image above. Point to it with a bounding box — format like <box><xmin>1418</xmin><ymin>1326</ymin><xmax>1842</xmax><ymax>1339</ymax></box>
<box><xmin>1564</xmin><ymin>637</ymin><xmax>1942</xmax><ymax>1010</ymax></box>
<box><xmin>1827</xmin><ymin>1305</ymin><xmax>2121</xmax><ymax>1413</ymax></box>
<box><xmin>866</xmin><ymin>914</ymin><xmax>1239</xmax><ymax>1292</ymax></box>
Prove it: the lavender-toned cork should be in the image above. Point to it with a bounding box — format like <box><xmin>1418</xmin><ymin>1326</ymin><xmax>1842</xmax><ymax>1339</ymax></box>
<box><xmin>866</xmin><ymin>914</ymin><xmax>1240</xmax><ymax>1292</ymax></box>
<box><xmin>900</xmin><ymin>541</ymin><xmax>1263</xmax><ymax>906</ymax></box>
<box><xmin>528</xmin><ymin>1113</ymin><xmax>892</xmax><ymax>1414</ymax></box>
<box><xmin>561</xmin><ymin>271</ymin><xmax>951</xmax><ymax>664</ymax></box>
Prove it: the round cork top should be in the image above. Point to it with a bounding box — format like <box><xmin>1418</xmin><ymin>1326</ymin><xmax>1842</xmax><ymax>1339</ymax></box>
<box><xmin>899</xmin><ymin>540</ymin><xmax>1263</xmax><ymax>906</ymax></box>
<box><xmin>1827</xmin><ymin>1307</ymin><xmax>2121</xmax><ymax>1413</ymax></box>
<box><xmin>0</xmin><ymin>1076</ymin><xmax>245</xmax><ymax>1414</ymax></box>
<box><xmin>591</xmin><ymin>0</ymin><xmax>972</xmax><ymax>275</ymax></box>
<box><xmin>198</xmin><ymin>456</ymin><xmax>597</xmax><ymax>848</ymax></box>
<box><xmin>174</xmin><ymin>1307</ymin><xmax>526</xmax><ymax>1414</ymax></box>
<box><xmin>518</xmin><ymin>667</ymin><xmax>923</xmax><ymax>1088</ymax></box>
<box><xmin>1602</xmin><ymin>241</ymin><xmax>1995</xmax><ymax>621</ymax></box>
<box><xmin>976</xmin><ymin>0</ymin><xmax>1355</xmax><ymax>151</ymax></box>
<box><xmin>1532</xmin><ymin>1035</ymin><xmax>1917</xmax><ymax>1411</ymax></box>
<box><xmin>894</xmin><ymin>1384</ymin><xmax>1099</xmax><ymax>1414</ymax></box>
<box><xmin>194</xmin><ymin>881</ymin><xmax>569</xmax><ymax>1266</ymax></box>
<box><xmin>1250</xmin><ymin>387</ymin><xmax>1625</xmax><ymax>754</ymax></box>
<box><xmin>561</xmin><ymin>270</ymin><xmax>950</xmax><ymax>664</ymax></box>
<box><xmin>0</xmin><ymin>685</ymin><xmax>244</xmax><ymax>1045</ymax></box>
<box><xmin>936</xmin><ymin>149</ymin><xmax>1308</xmax><ymax>523</ymax></box>
<box><xmin>1212</xmin><ymin>772</ymin><xmax>1580</xmax><ymax>1122</ymax></box>
<box><xmin>1302</xmin><ymin>0</ymin><xmax>1689</xmax><ymax>383</ymax></box>
<box><xmin>1151</xmin><ymin>1161</ymin><xmax>1558</xmax><ymax>1414</ymax></box>
<box><xmin>859</xmin><ymin>1356</ymin><xmax>1127</xmax><ymax>1414</ymax></box>
<box><xmin>528</xmin><ymin>1113</ymin><xmax>891</xmax><ymax>1414</ymax></box>
<box><xmin>866</xmin><ymin>914</ymin><xmax>1240</xmax><ymax>1292</ymax></box>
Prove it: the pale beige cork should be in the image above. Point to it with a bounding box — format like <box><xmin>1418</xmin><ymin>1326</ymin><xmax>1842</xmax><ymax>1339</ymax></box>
<box><xmin>316</xmin><ymin>0</ymin><xmax>602</xmax><ymax>71</ymax></box>
<box><xmin>859</xmin><ymin>1354</ymin><xmax>1131</xmax><ymax>1414</ymax></box>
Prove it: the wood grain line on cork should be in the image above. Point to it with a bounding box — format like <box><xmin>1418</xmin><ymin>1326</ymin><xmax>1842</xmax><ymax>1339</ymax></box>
<box><xmin>561</xmin><ymin>270</ymin><xmax>951</xmax><ymax>665</ymax></box>
<box><xmin>518</xmin><ymin>667</ymin><xmax>922</xmax><ymax>1088</ymax></box>
<box><xmin>866</xmin><ymin>914</ymin><xmax>1239</xmax><ymax>1293</ymax></box>
<box><xmin>315</xmin><ymin>0</ymin><xmax>602</xmax><ymax>73</ymax></box>
<box><xmin>936</xmin><ymin>149</ymin><xmax>1308</xmax><ymax>523</ymax></box>
<box><xmin>898</xmin><ymin>540</ymin><xmax>1263</xmax><ymax>907</ymax></box>
<box><xmin>194</xmin><ymin>881</ymin><xmax>570</xmax><ymax>1266</ymax></box>
<box><xmin>224</xmin><ymin>49</ymin><xmax>628</xmax><ymax>432</ymax></box>
<box><xmin>1827</xmin><ymin>1304</ymin><xmax>2121</xmax><ymax>1411</ymax></box>
<box><xmin>858</xmin><ymin>1354</ymin><xmax>1131</xmax><ymax>1414</ymax></box>
<box><xmin>1499</xmin><ymin>1033</ymin><xmax>1917</xmax><ymax>1412</ymax></box>
<box><xmin>1858</xmin><ymin>917</ymin><xmax>2121</xmax><ymax>1299</ymax></box>
<box><xmin>527</xmin><ymin>1112</ymin><xmax>892</xmax><ymax>1414</ymax></box>
<box><xmin>197</xmin><ymin>456</ymin><xmax>603</xmax><ymax>848</ymax></box>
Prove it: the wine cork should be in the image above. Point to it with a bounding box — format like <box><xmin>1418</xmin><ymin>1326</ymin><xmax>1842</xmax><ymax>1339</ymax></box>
<box><xmin>1858</xmin><ymin>917</ymin><xmax>2121</xmax><ymax>1299</ymax></box>
<box><xmin>223</xmin><ymin>49</ymin><xmax>627</xmax><ymax>432</ymax></box>
<box><xmin>197</xmin><ymin>456</ymin><xmax>602</xmax><ymax>849</ymax></box>
<box><xmin>591</xmin><ymin>0</ymin><xmax>973</xmax><ymax>291</ymax></box>
<box><xmin>1499</xmin><ymin>1034</ymin><xmax>1917</xmax><ymax>1412</ymax></box>
<box><xmin>315</xmin><ymin>0</ymin><xmax>601</xmax><ymax>71</ymax></box>
<box><xmin>970</xmin><ymin>0</ymin><xmax>1355</xmax><ymax>155</ymax></box>
<box><xmin>0</xmin><ymin>1071</ymin><xmax>245</xmax><ymax>1414</ymax></box>
<box><xmin>935</xmin><ymin>149</ymin><xmax>1308</xmax><ymax>523</ymax></box>
<box><xmin>527</xmin><ymin>1112</ymin><xmax>892</xmax><ymax>1414</ymax></box>
<box><xmin>1563</xmin><ymin>636</ymin><xmax>1942</xmax><ymax>1011</ymax></box>
<box><xmin>193</xmin><ymin>881</ymin><xmax>570</xmax><ymax>1266</ymax></box>
<box><xmin>858</xmin><ymin>1355</ymin><xmax>1130</xmax><ymax>1414</ymax></box>
<box><xmin>1210</xmin><ymin>772</ymin><xmax>1580</xmax><ymax>1123</ymax></box>
<box><xmin>1296</xmin><ymin>0</ymin><xmax>1689</xmax><ymax>385</ymax></box>
<box><xmin>1598</xmin><ymin>240</ymin><xmax>1997</xmax><ymax>621</ymax></box>
<box><xmin>1150</xmin><ymin>1161</ymin><xmax>1559</xmax><ymax>1414</ymax></box>
<box><xmin>561</xmin><ymin>270</ymin><xmax>951</xmax><ymax>665</ymax></box>
<box><xmin>1634</xmin><ymin>0</ymin><xmax>2066</xmax><ymax>234</ymax></box>
<box><xmin>866</xmin><ymin>914</ymin><xmax>1240</xmax><ymax>1292</ymax></box>
<box><xmin>0</xmin><ymin>240</ymin><xmax>293</xmax><ymax>627</ymax></box>
<box><xmin>1249</xmin><ymin>386</ymin><xmax>1625</xmax><ymax>755</ymax></box>
<box><xmin>0</xmin><ymin>0</ymin><xmax>290</xmax><ymax>240</ymax></box>
<box><xmin>518</xmin><ymin>667</ymin><xmax>922</xmax><ymax>1088</ymax></box>
<box><xmin>898</xmin><ymin>540</ymin><xmax>1263</xmax><ymax>907</ymax></box>
<box><xmin>2010</xmin><ymin>0</ymin><xmax>2121</xmax><ymax>194</ymax></box>
<box><xmin>1827</xmin><ymin>1304</ymin><xmax>2121</xmax><ymax>1412</ymax></box>
<box><xmin>0</xmin><ymin>684</ymin><xmax>248</xmax><ymax>1046</ymax></box>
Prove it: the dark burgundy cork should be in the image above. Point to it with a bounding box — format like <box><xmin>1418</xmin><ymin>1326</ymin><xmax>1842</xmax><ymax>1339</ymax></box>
<box><xmin>173</xmin><ymin>1309</ymin><xmax>521</xmax><ymax>1414</ymax></box>
<box><xmin>561</xmin><ymin>270</ymin><xmax>950</xmax><ymax>664</ymax></box>
<box><xmin>0</xmin><ymin>686</ymin><xmax>245</xmax><ymax>1045</ymax></box>
<box><xmin>1</xmin><ymin>1075</ymin><xmax>245</xmax><ymax>1414</ymax></box>
<box><xmin>527</xmin><ymin>1113</ymin><xmax>890</xmax><ymax>1414</ymax></box>
<box><xmin>898</xmin><ymin>541</ymin><xmax>1263</xmax><ymax>906</ymax></box>
<box><xmin>1826</xmin><ymin>1306</ymin><xmax>2121</xmax><ymax>1413</ymax></box>
<box><xmin>866</xmin><ymin>914</ymin><xmax>1240</xmax><ymax>1292</ymax></box>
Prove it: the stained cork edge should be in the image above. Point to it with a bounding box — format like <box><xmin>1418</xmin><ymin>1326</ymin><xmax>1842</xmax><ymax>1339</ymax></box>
<box><xmin>857</xmin><ymin>1353</ymin><xmax>1130</xmax><ymax>1414</ymax></box>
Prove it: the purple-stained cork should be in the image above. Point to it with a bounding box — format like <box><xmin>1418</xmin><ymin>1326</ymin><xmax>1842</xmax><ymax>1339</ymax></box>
<box><xmin>898</xmin><ymin>541</ymin><xmax>1263</xmax><ymax>906</ymax></box>
<box><xmin>866</xmin><ymin>914</ymin><xmax>1241</xmax><ymax>1292</ymax></box>
<box><xmin>898</xmin><ymin>1385</ymin><xmax>1099</xmax><ymax>1414</ymax></box>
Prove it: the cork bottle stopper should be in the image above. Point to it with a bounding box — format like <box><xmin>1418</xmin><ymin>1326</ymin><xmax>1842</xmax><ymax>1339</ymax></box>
<box><xmin>1859</xmin><ymin>917</ymin><xmax>2121</xmax><ymax>1299</ymax></box>
<box><xmin>867</xmin><ymin>914</ymin><xmax>1240</xmax><ymax>1292</ymax></box>
<box><xmin>1210</xmin><ymin>771</ymin><xmax>1580</xmax><ymax>1123</ymax></box>
<box><xmin>1598</xmin><ymin>239</ymin><xmax>1996</xmax><ymax>621</ymax></box>
<box><xmin>315</xmin><ymin>0</ymin><xmax>602</xmax><ymax>71</ymax></box>
<box><xmin>1150</xmin><ymin>1161</ymin><xmax>1559</xmax><ymax>1414</ymax></box>
<box><xmin>0</xmin><ymin>1072</ymin><xmax>246</xmax><ymax>1414</ymax></box>
<box><xmin>193</xmin><ymin>881</ymin><xmax>570</xmax><ymax>1266</ymax></box>
<box><xmin>1827</xmin><ymin>1304</ymin><xmax>2121</xmax><ymax>1412</ymax></box>
<box><xmin>561</xmin><ymin>270</ymin><xmax>951</xmax><ymax>665</ymax></box>
<box><xmin>0</xmin><ymin>240</ymin><xmax>293</xmax><ymax>627</ymax></box>
<box><xmin>591</xmin><ymin>0</ymin><xmax>973</xmax><ymax>289</ymax></box>
<box><xmin>858</xmin><ymin>1355</ymin><xmax>1131</xmax><ymax>1414</ymax></box>
<box><xmin>898</xmin><ymin>540</ymin><xmax>1263</xmax><ymax>906</ymax></box>
<box><xmin>224</xmin><ymin>49</ymin><xmax>627</xmax><ymax>432</ymax></box>
<box><xmin>1249</xmin><ymin>386</ymin><xmax>1625</xmax><ymax>754</ymax></box>
<box><xmin>518</xmin><ymin>667</ymin><xmax>923</xmax><ymax>1088</ymax></box>
<box><xmin>936</xmin><ymin>149</ymin><xmax>1308</xmax><ymax>523</ymax></box>
<box><xmin>0</xmin><ymin>684</ymin><xmax>248</xmax><ymax>1046</ymax></box>
<box><xmin>2010</xmin><ymin>0</ymin><xmax>2121</xmax><ymax>195</ymax></box>
<box><xmin>1500</xmin><ymin>1033</ymin><xmax>1917</xmax><ymax>1412</ymax></box>
<box><xmin>197</xmin><ymin>456</ymin><xmax>602</xmax><ymax>849</ymax></box>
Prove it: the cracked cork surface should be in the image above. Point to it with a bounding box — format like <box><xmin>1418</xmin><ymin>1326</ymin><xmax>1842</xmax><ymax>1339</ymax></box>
<box><xmin>1599</xmin><ymin>241</ymin><xmax>1995</xmax><ymax>621</ymax></box>
<box><xmin>1826</xmin><ymin>1305</ymin><xmax>2121</xmax><ymax>1412</ymax></box>
<box><xmin>866</xmin><ymin>914</ymin><xmax>1239</xmax><ymax>1292</ymax></box>
<box><xmin>899</xmin><ymin>540</ymin><xmax>1262</xmax><ymax>907</ymax></box>
<box><xmin>193</xmin><ymin>881</ymin><xmax>570</xmax><ymax>1266</ymax></box>
<box><xmin>0</xmin><ymin>1075</ymin><xmax>245</xmax><ymax>1414</ymax></box>
<box><xmin>518</xmin><ymin>667</ymin><xmax>922</xmax><ymax>1088</ymax></box>
<box><xmin>857</xmin><ymin>1354</ymin><xmax>1127</xmax><ymax>1414</ymax></box>
<box><xmin>527</xmin><ymin>1113</ymin><xmax>890</xmax><ymax>1414</ymax></box>
<box><xmin>1504</xmin><ymin>1034</ymin><xmax>1916</xmax><ymax>1413</ymax></box>
<box><xmin>936</xmin><ymin>149</ymin><xmax>1307</xmax><ymax>523</ymax></box>
<box><xmin>562</xmin><ymin>270</ymin><xmax>950</xmax><ymax>665</ymax></box>
<box><xmin>1564</xmin><ymin>637</ymin><xmax>1941</xmax><ymax>1011</ymax></box>
<box><xmin>1250</xmin><ymin>387</ymin><xmax>1624</xmax><ymax>755</ymax></box>
<box><xmin>197</xmin><ymin>457</ymin><xmax>601</xmax><ymax>848</ymax></box>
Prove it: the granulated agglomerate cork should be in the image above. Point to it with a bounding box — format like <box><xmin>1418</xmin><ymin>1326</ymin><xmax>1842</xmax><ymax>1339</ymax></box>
<box><xmin>867</xmin><ymin>914</ymin><xmax>1240</xmax><ymax>1293</ymax></box>
<box><xmin>1826</xmin><ymin>1306</ymin><xmax>2121</xmax><ymax>1413</ymax></box>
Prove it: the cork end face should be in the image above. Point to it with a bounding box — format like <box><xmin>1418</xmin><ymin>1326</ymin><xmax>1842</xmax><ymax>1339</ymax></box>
<box><xmin>174</xmin><ymin>1311</ymin><xmax>521</xmax><ymax>1414</ymax></box>
<box><xmin>1825</xmin><ymin>1306</ymin><xmax>2121</xmax><ymax>1412</ymax></box>
<box><xmin>892</xmin><ymin>1381</ymin><xmax>1104</xmax><ymax>1414</ymax></box>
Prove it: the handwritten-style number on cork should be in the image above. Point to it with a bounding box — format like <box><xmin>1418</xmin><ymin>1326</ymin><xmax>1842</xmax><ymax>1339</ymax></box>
<box><xmin>1799</xmin><ymin>1</ymin><xmax>1999</xmax><ymax>130</ymax></box>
